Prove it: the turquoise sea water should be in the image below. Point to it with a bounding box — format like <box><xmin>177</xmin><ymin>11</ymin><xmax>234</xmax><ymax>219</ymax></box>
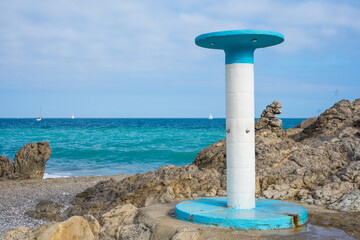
<box><xmin>0</xmin><ymin>118</ymin><xmax>304</xmax><ymax>177</ymax></box>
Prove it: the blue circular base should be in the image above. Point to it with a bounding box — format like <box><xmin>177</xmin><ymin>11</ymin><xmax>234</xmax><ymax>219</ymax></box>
<box><xmin>175</xmin><ymin>197</ymin><xmax>308</xmax><ymax>230</ymax></box>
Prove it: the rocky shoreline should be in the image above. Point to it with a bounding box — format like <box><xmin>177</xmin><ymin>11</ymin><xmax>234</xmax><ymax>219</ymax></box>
<box><xmin>0</xmin><ymin>177</ymin><xmax>358</xmax><ymax>239</ymax></box>
<box><xmin>0</xmin><ymin>175</ymin><xmax>129</xmax><ymax>236</ymax></box>
<box><xmin>0</xmin><ymin>142</ymin><xmax>51</xmax><ymax>180</ymax></box>
<box><xmin>1</xmin><ymin>99</ymin><xmax>359</xmax><ymax>239</ymax></box>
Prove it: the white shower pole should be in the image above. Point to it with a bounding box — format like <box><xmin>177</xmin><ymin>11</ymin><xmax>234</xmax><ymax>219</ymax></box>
<box><xmin>226</xmin><ymin>62</ymin><xmax>255</xmax><ymax>209</ymax></box>
<box><xmin>195</xmin><ymin>30</ymin><xmax>284</xmax><ymax>209</ymax></box>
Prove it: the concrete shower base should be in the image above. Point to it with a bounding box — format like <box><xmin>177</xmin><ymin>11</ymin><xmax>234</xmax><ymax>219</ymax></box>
<box><xmin>175</xmin><ymin>197</ymin><xmax>307</xmax><ymax>230</ymax></box>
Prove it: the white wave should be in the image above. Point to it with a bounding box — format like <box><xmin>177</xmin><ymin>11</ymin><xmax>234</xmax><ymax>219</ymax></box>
<box><xmin>43</xmin><ymin>172</ymin><xmax>71</xmax><ymax>179</ymax></box>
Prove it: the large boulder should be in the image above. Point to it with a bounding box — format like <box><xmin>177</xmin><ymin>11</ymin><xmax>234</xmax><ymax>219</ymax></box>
<box><xmin>36</xmin><ymin>216</ymin><xmax>95</xmax><ymax>240</ymax></box>
<box><xmin>13</xmin><ymin>142</ymin><xmax>52</xmax><ymax>179</ymax></box>
<box><xmin>304</xmin><ymin>99</ymin><xmax>355</xmax><ymax>136</ymax></box>
<box><xmin>1</xmin><ymin>142</ymin><xmax>52</xmax><ymax>180</ymax></box>
<box><xmin>26</xmin><ymin>200</ymin><xmax>65</xmax><ymax>222</ymax></box>
<box><xmin>0</xmin><ymin>227</ymin><xmax>30</xmax><ymax>240</ymax></box>
<box><xmin>0</xmin><ymin>156</ymin><xmax>14</xmax><ymax>178</ymax></box>
<box><xmin>192</xmin><ymin>139</ymin><xmax>226</xmax><ymax>174</ymax></box>
<box><xmin>0</xmin><ymin>216</ymin><xmax>96</xmax><ymax>240</ymax></box>
<box><xmin>117</xmin><ymin>223</ymin><xmax>151</xmax><ymax>240</ymax></box>
<box><xmin>98</xmin><ymin>204</ymin><xmax>139</xmax><ymax>240</ymax></box>
<box><xmin>67</xmin><ymin>165</ymin><xmax>224</xmax><ymax>218</ymax></box>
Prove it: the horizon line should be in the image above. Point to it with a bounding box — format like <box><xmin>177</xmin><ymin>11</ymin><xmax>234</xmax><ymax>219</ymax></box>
<box><xmin>0</xmin><ymin>117</ymin><xmax>309</xmax><ymax>119</ymax></box>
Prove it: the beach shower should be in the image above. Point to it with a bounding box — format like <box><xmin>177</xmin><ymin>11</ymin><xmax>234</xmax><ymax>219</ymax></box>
<box><xmin>175</xmin><ymin>30</ymin><xmax>308</xmax><ymax>230</ymax></box>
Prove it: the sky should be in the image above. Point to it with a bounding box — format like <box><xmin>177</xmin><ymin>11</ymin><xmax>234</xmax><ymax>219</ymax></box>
<box><xmin>1</xmin><ymin>0</ymin><xmax>360</xmax><ymax>118</ymax></box>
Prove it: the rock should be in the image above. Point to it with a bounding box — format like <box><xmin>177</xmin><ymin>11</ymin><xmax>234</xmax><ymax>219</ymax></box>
<box><xmin>14</xmin><ymin>142</ymin><xmax>52</xmax><ymax>179</ymax></box>
<box><xmin>262</xmin><ymin>184</ymin><xmax>298</xmax><ymax>200</ymax></box>
<box><xmin>328</xmin><ymin>189</ymin><xmax>360</xmax><ymax>212</ymax></box>
<box><xmin>217</xmin><ymin>189</ymin><xmax>227</xmax><ymax>196</ymax></box>
<box><xmin>255</xmin><ymin>100</ymin><xmax>284</xmax><ymax>137</ymax></box>
<box><xmin>26</xmin><ymin>200</ymin><xmax>64</xmax><ymax>222</ymax></box>
<box><xmin>285</xmin><ymin>128</ymin><xmax>306</xmax><ymax>142</ymax></box>
<box><xmin>0</xmin><ymin>227</ymin><xmax>29</xmax><ymax>240</ymax></box>
<box><xmin>192</xmin><ymin>139</ymin><xmax>226</xmax><ymax>173</ymax></box>
<box><xmin>193</xmin><ymin>99</ymin><xmax>360</xmax><ymax>210</ymax></box>
<box><xmin>66</xmin><ymin>99</ymin><xmax>360</xmax><ymax>217</ymax></box>
<box><xmin>0</xmin><ymin>142</ymin><xmax>52</xmax><ymax>180</ymax></box>
<box><xmin>158</xmin><ymin>187</ymin><xmax>174</xmax><ymax>203</ymax></box>
<box><xmin>305</xmin><ymin>100</ymin><xmax>354</xmax><ymax>136</ymax></box>
<box><xmin>1</xmin><ymin>216</ymin><xmax>95</xmax><ymax>240</ymax></box>
<box><xmin>36</xmin><ymin>216</ymin><xmax>95</xmax><ymax>240</ymax></box>
<box><xmin>337</xmin><ymin>161</ymin><xmax>360</xmax><ymax>183</ymax></box>
<box><xmin>67</xmin><ymin>165</ymin><xmax>222</xmax><ymax>218</ymax></box>
<box><xmin>7</xmin><ymin>172</ymin><xmax>26</xmax><ymax>180</ymax></box>
<box><xmin>311</xmin><ymin>182</ymin><xmax>355</xmax><ymax>205</ymax></box>
<box><xmin>118</xmin><ymin>223</ymin><xmax>151</xmax><ymax>240</ymax></box>
<box><xmin>0</xmin><ymin>156</ymin><xmax>14</xmax><ymax>178</ymax></box>
<box><xmin>83</xmin><ymin>215</ymin><xmax>101</xmax><ymax>236</ymax></box>
<box><xmin>172</xmin><ymin>227</ymin><xmax>200</xmax><ymax>240</ymax></box>
<box><xmin>99</xmin><ymin>204</ymin><xmax>139</xmax><ymax>239</ymax></box>
<box><xmin>287</xmin><ymin>117</ymin><xmax>318</xmax><ymax>141</ymax></box>
<box><xmin>300</xmin><ymin>117</ymin><xmax>318</xmax><ymax>129</ymax></box>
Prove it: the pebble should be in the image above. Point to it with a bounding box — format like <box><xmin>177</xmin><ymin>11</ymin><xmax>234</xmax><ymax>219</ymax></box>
<box><xmin>0</xmin><ymin>174</ymin><xmax>129</xmax><ymax>235</ymax></box>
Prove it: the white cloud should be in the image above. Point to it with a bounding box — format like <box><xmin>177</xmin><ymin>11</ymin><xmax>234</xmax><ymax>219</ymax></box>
<box><xmin>0</xmin><ymin>0</ymin><xmax>360</xmax><ymax>89</ymax></box>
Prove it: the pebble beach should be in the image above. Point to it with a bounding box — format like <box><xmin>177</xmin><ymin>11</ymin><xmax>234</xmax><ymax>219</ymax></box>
<box><xmin>0</xmin><ymin>174</ymin><xmax>129</xmax><ymax>235</ymax></box>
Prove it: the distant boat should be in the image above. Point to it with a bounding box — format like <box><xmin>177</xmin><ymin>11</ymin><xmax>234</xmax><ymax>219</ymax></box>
<box><xmin>208</xmin><ymin>113</ymin><xmax>213</xmax><ymax>120</ymax></box>
<box><xmin>72</xmin><ymin>115</ymin><xmax>75</xmax><ymax>119</ymax></box>
<box><xmin>36</xmin><ymin>108</ymin><xmax>42</xmax><ymax>121</ymax></box>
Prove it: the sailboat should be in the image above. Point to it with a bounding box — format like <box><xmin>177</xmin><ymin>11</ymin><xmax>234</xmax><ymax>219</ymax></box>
<box><xmin>36</xmin><ymin>108</ymin><xmax>42</xmax><ymax>121</ymax></box>
<box><xmin>208</xmin><ymin>113</ymin><xmax>213</xmax><ymax>120</ymax></box>
<box><xmin>71</xmin><ymin>115</ymin><xmax>75</xmax><ymax>119</ymax></box>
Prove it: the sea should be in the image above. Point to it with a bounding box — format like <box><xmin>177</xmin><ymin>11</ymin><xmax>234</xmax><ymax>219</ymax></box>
<box><xmin>0</xmin><ymin>118</ymin><xmax>305</xmax><ymax>178</ymax></box>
